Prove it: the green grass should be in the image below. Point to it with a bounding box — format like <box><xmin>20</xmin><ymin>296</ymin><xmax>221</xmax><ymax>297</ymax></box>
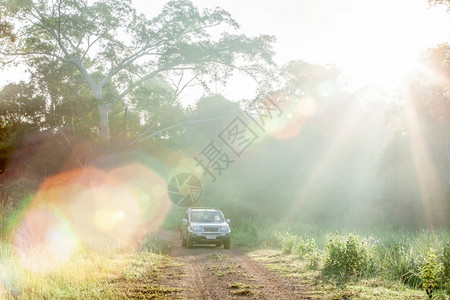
<box><xmin>0</xmin><ymin>237</ymin><xmax>182</xmax><ymax>299</ymax></box>
<box><xmin>235</xmin><ymin>220</ymin><xmax>450</xmax><ymax>299</ymax></box>
<box><xmin>211</xmin><ymin>253</ymin><xmax>229</xmax><ymax>260</ymax></box>
<box><xmin>1</xmin><ymin>212</ymin><xmax>448</xmax><ymax>299</ymax></box>
<box><xmin>226</xmin><ymin>282</ymin><xmax>255</xmax><ymax>296</ymax></box>
<box><xmin>250</xmin><ymin>249</ymin><xmax>436</xmax><ymax>299</ymax></box>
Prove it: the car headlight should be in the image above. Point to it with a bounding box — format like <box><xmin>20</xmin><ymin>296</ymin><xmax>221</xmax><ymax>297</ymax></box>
<box><xmin>190</xmin><ymin>225</ymin><xmax>202</xmax><ymax>231</ymax></box>
<box><xmin>220</xmin><ymin>225</ymin><xmax>230</xmax><ymax>232</ymax></box>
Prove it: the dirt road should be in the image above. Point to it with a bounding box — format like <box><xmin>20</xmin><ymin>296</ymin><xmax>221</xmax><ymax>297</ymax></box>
<box><xmin>156</xmin><ymin>230</ymin><xmax>311</xmax><ymax>299</ymax></box>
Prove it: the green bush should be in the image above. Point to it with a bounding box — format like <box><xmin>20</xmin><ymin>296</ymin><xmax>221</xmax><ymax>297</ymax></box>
<box><xmin>305</xmin><ymin>250</ymin><xmax>322</xmax><ymax>270</ymax></box>
<box><xmin>420</xmin><ymin>249</ymin><xmax>443</xmax><ymax>299</ymax></box>
<box><xmin>262</xmin><ymin>231</ymin><xmax>285</xmax><ymax>249</ymax></box>
<box><xmin>298</xmin><ymin>237</ymin><xmax>317</xmax><ymax>258</ymax></box>
<box><xmin>231</xmin><ymin>220</ymin><xmax>262</xmax><ymax>248</ymax></box>
<box><xmin>442</xmin><ymin>242</ymin><xmax>450</xmax><ymax>284</ymax></box>
<box><xmin>323</xmin><ymin>234</ymin><xmax>372</xmax><ymax>278</ymax></box>
<box><xmin>443</xmin><ymin>242</ymin><xmax>450</xmax><ymax>296</ymax></box>
<box><xmin>281</xmin><ymin>233</ymin><xmax>296</xmax><ymax>254</ymax></box>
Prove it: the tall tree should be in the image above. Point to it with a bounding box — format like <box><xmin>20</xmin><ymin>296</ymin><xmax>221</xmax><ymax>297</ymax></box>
<box><xmin>2</xmin><ymin>0</ymin><xmax>275</xmax><ymax>141</ymax></box>
<box><xmin>428</xmin><ymin>0</ymin><xmax>450</xmax><ymax>12</ymax></box>
<box><xmin>0</xmin><ymin>2</ymin><xmax>14</xmax><ymax>42</ymax></box>
<box><xmin>0</xmin><ymin>81</ymin><xmax>45</xmax><ymax>172</ymax></box>
<box><xmin>428</xmin><ymin>0</ymin><xmax>450</xmax><ymax>6</ymax></box>
<box><xmin>0</xmin><ymin>15</ymin><xmax>14</xmax><ymax>42</ymax></box>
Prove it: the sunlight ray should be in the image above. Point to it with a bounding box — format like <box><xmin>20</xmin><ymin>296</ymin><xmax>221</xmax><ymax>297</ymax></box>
<box><xmin>403</xmin><ymin>87</ymin><xmax>448</xmax><ymax>228</ymax></box>
<box><xmin>287</xmin><ymin>101</ymin><xmax>384</xmax><ymax>220</ymax></box>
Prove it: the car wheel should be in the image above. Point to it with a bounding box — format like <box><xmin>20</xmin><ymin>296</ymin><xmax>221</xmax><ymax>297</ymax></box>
<box><xmin>187</xmin><ymin>236</ymin><xmax>194</xmax><ymax>249</ymax></box>
<box><xmin>224</xmin><ymin>239</ymin><xmax>230</xmax><ymax>249</ymax></box>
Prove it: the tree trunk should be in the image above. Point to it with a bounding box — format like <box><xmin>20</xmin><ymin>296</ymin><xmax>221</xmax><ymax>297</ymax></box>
<box><xmin>98</xmin><ymin>103</ymin><xmax>111</xmax><ymax>142</ymax></box>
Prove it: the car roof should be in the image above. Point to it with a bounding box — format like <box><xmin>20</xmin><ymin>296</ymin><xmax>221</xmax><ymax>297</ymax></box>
<box><xmin>188</xmin><ymin>207</ymin><xmax>221</xmax><ymax>212</ymax></box>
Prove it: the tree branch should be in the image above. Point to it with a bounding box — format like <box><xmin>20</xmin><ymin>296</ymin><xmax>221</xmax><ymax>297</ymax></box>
<box><xmin>130</xmin><ymin>117</ymin><xmax>223</xmax><ymax>145</ymax></box>
<box><xmin>109</xmin><ymin>65</ymin><xmax>173</xmax><ymax>106</ymax></box>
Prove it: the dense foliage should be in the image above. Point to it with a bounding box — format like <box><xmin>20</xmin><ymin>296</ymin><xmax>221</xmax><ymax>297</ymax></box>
<box><xmin>0</xmin><ymin>0</ymin><xmax>449</xmax><ymax>236</ymax></box>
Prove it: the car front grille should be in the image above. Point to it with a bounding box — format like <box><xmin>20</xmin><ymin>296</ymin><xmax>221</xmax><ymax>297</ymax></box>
<box><xmin>203</xmin><ymin>227</ymin><xmax>219</xmax><ymax>232</ymax></box>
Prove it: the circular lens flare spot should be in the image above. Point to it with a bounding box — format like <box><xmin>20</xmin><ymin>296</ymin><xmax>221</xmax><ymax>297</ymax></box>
<box><xmin>12</xmin><ymin>207</ymin><xmax>77</xmax><ymax>274</ymax></box>
<box><xmin>297</xmin><ymin>97</ymin><xmax>318</xmax><ymax>117</ymax></box>
<box><xmin>317</xmin><ymin>80</ymin><xmax>337</xmax><ymax>99</ymax></box>
<box><xmin>71</xmin><ymin>185</ymin><xmax>141</xmax><ymax>251</ymax></box>
<box><xmin>94</xmin><ymin>209</ymin><xmax>126</xmax><ymax>232</ymax></box>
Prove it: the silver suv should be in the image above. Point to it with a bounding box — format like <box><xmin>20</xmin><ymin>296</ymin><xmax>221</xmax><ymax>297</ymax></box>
<box><xmin>181</xmin><ymin>207</ymin><xmax>231</xmax><ymax>249</ymax></box>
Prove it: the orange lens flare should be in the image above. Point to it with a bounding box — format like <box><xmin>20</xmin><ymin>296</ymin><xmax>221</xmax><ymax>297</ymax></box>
<box><xmin>265</xmin><ymin>96</ymin><xmax>318</xmax><ymax>140</ymax></box>
<box><xmin>70</xmin><ymin>184</ymin><xmax>142</xmax><ymax>251</ymax></box>
<box><xmin>12</xmin><ymin>207</ymin><xmax>77</xmax><ymax>273</ymax></box>
<box><xmin>9</xmin><ymin>162</ymin><xmax>171</xmax><ymax>272</ymax></box>
<box><xmin>297</xmin><ymin>97</ymin><xmax>318</xmax><ymax>117</ymax></box>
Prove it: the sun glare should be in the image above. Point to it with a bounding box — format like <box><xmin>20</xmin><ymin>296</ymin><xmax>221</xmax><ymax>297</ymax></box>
<box><xmin>294</xmin><ymin>0</ymin><xmax>449</xmax><ymax>90</ymax></box>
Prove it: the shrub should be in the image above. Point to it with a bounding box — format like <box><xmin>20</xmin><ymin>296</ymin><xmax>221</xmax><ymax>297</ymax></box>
<box><xmin>420</xmin><ymin>249</ymin><xmax>443</xmax><ymax>299</ymax></box>
<box><xmin>230</xmin><ymin>220</ymin><xmax>262</xmax><ymax>248</ymax></box>
<box><xmin>323</xmin><ymin>234</ymin><xmax>372</xmax><ymax>278</ymax></box>
<box><xmin>281</xmin><ymin>233</ymin><xmax>296</xmax><ymax>254</ymax></box>
<box><xmin>262</xmin><ymin>231</ymin><xmax>285</xmax><ymax>249</ymax></box>
<box><xmin>305</xmin><ymin>250</ymin><xmax>322</xmax><ymax>270</ymax></box>
<box><xmin>298</xmin><ymin>238</ymin><xmax>317</xmax><ymax>258</ymax></box>
<box><xmin>442</xmin><ymin>242</ymin><xmax>450</xmax><ymax>284</ymax></box>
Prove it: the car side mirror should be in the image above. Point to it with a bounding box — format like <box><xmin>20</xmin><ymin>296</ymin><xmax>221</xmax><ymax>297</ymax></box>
<box><xmin>226</xmin><ymin>219</ymin><xmax>230</xmax><ymax>223</ymax></box>
<box><xmin>182</xmin><ymin>218</ymin><xmax>188</xmax><ymax>223</ymax></box>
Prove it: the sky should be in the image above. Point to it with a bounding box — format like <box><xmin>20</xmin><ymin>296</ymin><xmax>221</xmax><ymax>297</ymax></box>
<box><xmin>134</xmin><ymin>0</ymin><xmax>449</xmax><ymax>88</ymax></box>
<box><xmin>1</xmin><ymin>0</ymin><xmax>449</xmax><ymax>102</ymax></box>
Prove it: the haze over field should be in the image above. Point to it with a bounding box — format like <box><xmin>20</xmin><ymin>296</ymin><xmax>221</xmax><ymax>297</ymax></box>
<box><xmin>0</xmin><ymin>0</ymin><xmax>449</xmax><ymax>298</ymax></box>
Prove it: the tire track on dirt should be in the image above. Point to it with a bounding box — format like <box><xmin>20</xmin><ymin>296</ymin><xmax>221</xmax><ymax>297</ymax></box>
<box><xmin>183</xmin><ymin>252</ymin><xmax>213</xmax><ymax>299</ymax></box>
<box><xmin>229</xmin><ymin>251</ymin><xmax>311</xmax><ymax>299</ymax></box>
<box><xmin>158</xmin><ymin>230</ymin><xmax>311</xmax><ymax>299</ymax></box>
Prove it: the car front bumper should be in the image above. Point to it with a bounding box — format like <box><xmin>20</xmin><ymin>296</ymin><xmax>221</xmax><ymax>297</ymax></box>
<box><xmin>189</xmin><ymin>232</ymin><xmax>230</xmax><ymax>244</ymax></box>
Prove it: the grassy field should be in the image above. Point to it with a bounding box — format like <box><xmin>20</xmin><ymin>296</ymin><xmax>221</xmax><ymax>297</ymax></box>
<box><xmin>250</xmin><ymin>249</ymin><xmax>426</xmax><ymax>299</ymax></box>
<box><xmin>1</xmin><ymin>213</ymin><xmax>449</xmax><ymax>299</ymax></box>
<box><xmin>232</xmin><ymin>220</ymin><xmax>450</xmax><ymax>299</ymax></box>
<box><xmin>0</xmin><ymin>237</ymin><xmax>181</xmax><ymax>299</ymax></box>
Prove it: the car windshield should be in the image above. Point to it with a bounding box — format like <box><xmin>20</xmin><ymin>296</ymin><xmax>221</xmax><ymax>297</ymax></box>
<box><xmin>191</xmin><ymin>211</ymin><xmax>223</xmax><ymax>223</ymax></box>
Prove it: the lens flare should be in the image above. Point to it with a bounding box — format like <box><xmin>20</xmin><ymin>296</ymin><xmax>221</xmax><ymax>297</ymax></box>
<box><xmin>94</xmin><ymin>209</ymin><xmax>125</xmax><ymax>232</ymax></box>
<box><xmin>106</xmin><ymin>163</ymin><xmax>171</xmax><ymax>237</ymax></box>
<box><xmin>264</xmin><ymin>96</ymin><xmax>318</xmax><ymax>140</ymax></box>
<box><xmin>271</xmin><ymin>116</ymin><xmax>306</xmax><ymax>140</ymax></box>
<box><xmin>0</xmin><ymin>243</ymin><xmax>21</xmax><ymax>297</ymax></box>
<box><xmin>70</xmin><ymin>184</ymin><xmax>143</xmax><ymax>250</ymax></box>
<box><xmin>12</xmin><ymin>207</ymin><xmax>78</xmax><ymax>273</ymax></box>
<box><xmin>8</xmin><ymin>161</ymin><xmax>171</xmax><ymax>261</ymax></box>
<box><xmin>297</xmin><ymin>97</ymin><xmax>318</xmax><ymax>117</ymax></box>
<box><xmin>317</xmin><ymin>80</ymin><xmax>337</xmax><ymax>99</ymax></box>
